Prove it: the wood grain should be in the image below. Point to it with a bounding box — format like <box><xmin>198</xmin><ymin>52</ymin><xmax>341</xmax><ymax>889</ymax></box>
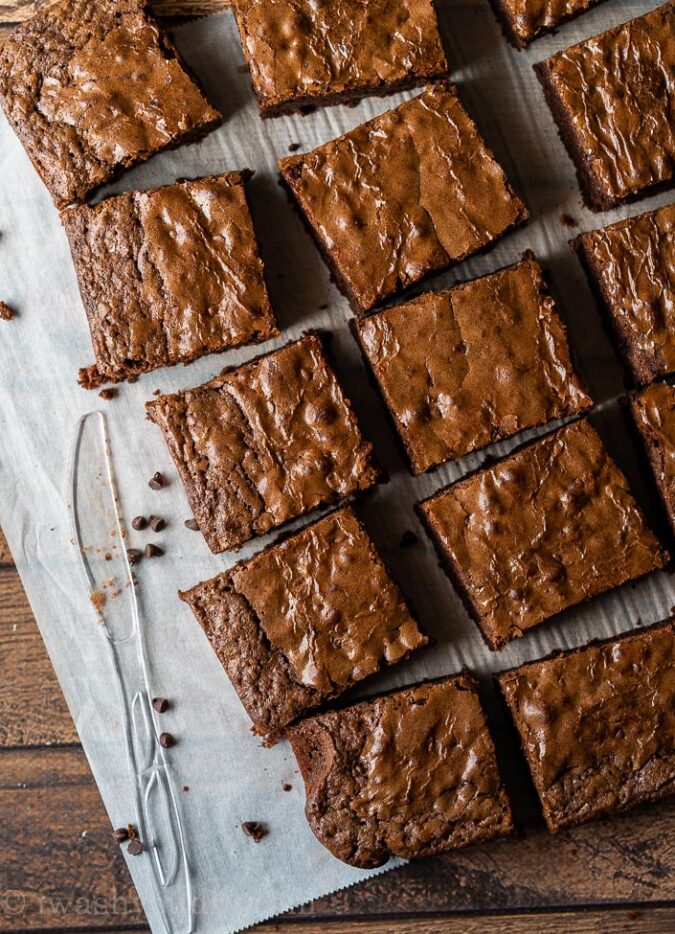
<box><xmin>0</xmin><ymin>569</ymin><xmax>77</xmax><ymax>747</ymax></box>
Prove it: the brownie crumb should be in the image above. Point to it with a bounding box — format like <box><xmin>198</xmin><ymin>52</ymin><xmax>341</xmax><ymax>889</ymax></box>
<box><xmin>144</xmin><ymin>543</ymin><xmax>164</xmax><ymax>559</ymax></box>
<box><xmin>182</xmin><ymin>785</ymin><xmax>190</xmax><ymax>792</ymax></box>
<box><xmin>127</xmin><ymin>839</ymin><xmax>144</xmax><ymax>856</ymax></box>
<box><xmin>242</xmin><ymin>821</ymin><xmax>268</xmax><ymax>842</ymax></box>
<box><xmin>152</xmin><ymin>697</ymin><xmax>170</xmax><ymax>713</ymax></box>
<box><xmin>131</xmin><ymin>516</ymin><xmax>148</xmax><ymax>531</ymax></box>
<box><xmin>149</xmin><ymin>515</ymin><xmax>166</xmax><ymax>532</ymax></box>
<box><xmin>399</xmin><ymin>530</ymin><xmax>419</xmax><ymax>548</ymax></box>
<box><xmin>98</xmin><ymin>388</ymin><xmax>117</xmax><ymax>400</ymax></box>
<box><xmin>282</xmin><ymin>783</ymin><xmax>293</xmax><ymax>792</ymax></box>
<box><xmin>184</xmin><ymin>518</ymin><xmax>200</xmax><ymax>531</ymax></box>
<box><xmin>148</xmin><ymin>471</ymin><xmax>165</xmax><ymax>490</ymax></box>
<box><xmin>159</xmin><ymin>732</ymin><xmax>176</xmax><ymax>748</ymax></box>
<box><xmin>559</xmin><ymin>213</ymin><xmax>578</xmax><ymax>228</ymax></box>
<box><xmin>288</xmin><ymin>142</ymin><xmax>301</xmax><ymax>152</ymax></box>
<box><xmin>127</xmin><ymin>824</ymin><xmax>138</xmax><ymax>840</ymax></box>
<box><xmin>0</xmin><ymin>301</ymin><xmax>15</xmax><ymax>320</ymax></box>
<box><xmin>90</xmin><ymin>590</ymin><xmax>105</xmax><ymax>614</ymax></box>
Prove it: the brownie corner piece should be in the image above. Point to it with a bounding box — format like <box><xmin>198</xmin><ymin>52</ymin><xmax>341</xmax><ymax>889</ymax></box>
<box><xmin>497</xmin><ymin>620</ymin><xmax>675</xmax><ymax>831</ymax></box>
<box><xmin>630</xmin><ymin>381</ymin><xmax>675</xmax><ymax>534</ymax></box>
<box><xmin>146</xmin><ymin>333</ymin><xmax>380</xmax><ymax>552</ymax></box>
<box><xmin>232</xmin><ymin>0</ymin><xmax>448</xmax><ymax>117</ymax></box>
<box><xmin>287</xmin><ymin>673</ymin><xmax>513</xmax><ymax>867</ymax></box>
<box><xmin>354</xmin><ymin>251</ymin><xmax>591</xmax><ymax>473</ymax></box>
<box><xmin>419</xmin><ymin>418</ymin><xmax>666</xmax><ymax>649</ymax></box>
<box><xmin>179</xmin><ymin>505</ymin><xmax>427</xmax><ymax>737</ymax></box>
<box><xmin>535</xmin><ymin>2</ymin><xmax>675</xmax><ymax>211</ymax></box>
<box><xmin>571</xmin><ymin>203</ymin><xmax>675</xmax><ymax>385</ymax></box>
<box><xmin>0</xmin><ymin>0</ymin><xmax>222</xmax><ymax>206</ymax></box>
<box><xmin>62</xmin><ymin>171</ymin><xmax>277</xmax><ymax>386</ymax></box>
<box><xmin>279</xmin><ymin>82</ymin><xmax>527</xmax><ymax>314</ymax></box>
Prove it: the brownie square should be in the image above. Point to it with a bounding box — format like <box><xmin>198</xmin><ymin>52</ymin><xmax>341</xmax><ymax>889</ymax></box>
<box><xmin>180</xmin><ymin>506</ymin><xmax>428</xmax><ymax>737</ymax></box>
<box><xmin>233</xmin><ymin>0</ymin><xmax>448</xmax><ymax>117</ymax></box>
<box><xmin>62</xmin><ymin>172</ymin><xmax>278</xmax><ymax>388</ymax></box>
<box><xmin>534</xmin><ymin>2</ymin><xmax>675</xmax><ymax>211</ymax></box>
<box><xmin>419</xmin><ymin>419</ymin><xmax>667</xmax><ymax>649</ymax></box>
<box><xmin>146</xmin><ymin>334</ymin><xmax>380</xmax><ymax>552</ymax></box>
<box><xmin>354</xmin><ymin>252</ymin><xmax>592</xmax><ymax>474</ymax></box>
<box><xmin>497</xmin><ymin>620</ymin><xmax>675</xmax><ymax>832</ymax></box>
<box><xmin>630</xmin><ymin>382</ymin><xmax>675</xmax><ymax>534</ymax></box>
<box><xmin>0</xmin><ymin>0</ymin><xmax>222</xmax><ymax>207</ymax></box>
<box><xmin>489</xmin><ymin>0</ymin><xmax>607</xmax><ymax>48</ymax></box>
<box><xmin>279</xmin><ymin>83</ymin><xmax>527</xmax><ymax>314</ymax></box>
<box><xmin>288</xmin><ymin>673</ymin><xmax>513</xmax><ymax>867</ymax></box>
<box><xmin>572</xmin><ymin>203</ymin><xmax>675</xmax><ymax>385</ymax></box>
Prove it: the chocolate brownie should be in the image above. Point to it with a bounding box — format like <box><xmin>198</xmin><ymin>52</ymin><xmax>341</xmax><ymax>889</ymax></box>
<box><xmin>233</xmin><ymin>0</ymin><xmax>448</xmax><ymax>117</ymax></box>
<box><xmin>534</xmin><ymin>2</ymin><xmax>675</xmax><ymax>211</ymax></box>
<box><xmin>179</xmin><ymin>506</ymin><xmax>427</xmax><ymax>737</ymax></box>
<box><xmin>354</xmin><ymin>252</ymin><xmax>592</xmax><ymax>474</ymax></box>
<box><xmin>0</xmin><ymin>0</ymin><xmax>222</xmax><ymax>207</ymax></box>
<box><xmin>497</xmin><ymin>620</ymin><xmax>675</xmax><ymax>831</ymax></box>
<box><xmin>62</xmin><ymin>172</ymin><xmax>277</xmax><ymax>388</ymax></box>
<box><xmin>630</xmin><ymin>382</ymin><xmax>675</xmax><ymax>534</ymax></box>
<box><xmin>146</xmin><ymin>334</ymin><xmax>380</xmax><ymax>552</ymax></box>
<box><xmin>288</xmin><ymin>673</ymin><xmax>513</xmax><ymax>867</ymax></box>
<box><xmin>572</xmin><ymin>203</ymin><xmax>675</xmax><ymax>385</ymax></box>
<box><xmin>489</xmin><ymin>0</ymin><xmax>606</xmax><ymax>48</ymax></box>
<box><xmin>419</xmin><ymin>419</ymin><xmax>667</xmax><ymax>649</ymax></box>
<box><xmin>279</xmin><ymin>83</ymin><xmax>528</xmax><ymax>314</ymax></box>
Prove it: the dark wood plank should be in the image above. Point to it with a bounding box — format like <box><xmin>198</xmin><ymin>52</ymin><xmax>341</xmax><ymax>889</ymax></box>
<box><xmin>0</xmin><ymin>568</ymin><xmax>77</xmax><ymax>747</ymax></box>
<box><xmin>0</xmin><ymin>746</ymin><xmax>144</xmax><ymax>931</ymax></box>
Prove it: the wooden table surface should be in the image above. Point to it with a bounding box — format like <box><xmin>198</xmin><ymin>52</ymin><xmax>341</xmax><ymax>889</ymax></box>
<box><xmin>1</xmin><ymin>2</ymin><xmax>675</xmax><ymax>933</ymax></box>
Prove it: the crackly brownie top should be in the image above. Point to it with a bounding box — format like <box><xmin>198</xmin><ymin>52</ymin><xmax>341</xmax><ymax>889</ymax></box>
<box><xmin>230</xmin><ymin>507</ymin><xmax>426</xmax><ymax>692</ymax></box>
<box><xmin>147</xmin><ymin>334</ymin><xmax>379</xmax><ymax>552</ymax></box>
<box><xmin>280</xmin><ymin>83</ymin><xmax>526</xmax><ymax>313</ymax></box>
<box><xmin>538</xmin><ymin>2</ymin><xmax>675</xmax><ymax>207</ymax></box>
<box><xmin>497</xmin><ymin>0</ymin><xmax>600</xmax><ymax>47</ymax></box>
<box><xmin>62</xmin><ymin>172</ymin><xmax>277</xmax><ymax>386</ymax></box>
<box><xmin>421</xmin><ymin>419</ymin><xmax>666</xmax><ymax>648</ymax></box>
<box><xmin>631</xmin><ymin>381</ymin><xmax>675</xmax><ymax>528</ymax></box>
<box><xmin>180</xmin><ymin>507</ymin><xmax>427</xmax><ymax>734</ymax></box>
<box><xmin>498</xmin><ymin>621</ymin><xmax>675</xmax><ymax>828</ymax></box>
<box><xmin>356</xmin><ymin>253</ymin><xmax>591</xmax><ymax>473</ymax></box>
<box><xmin>0</xmin><ymin>0</ymin><xmax>221</xmax><ymax>206</ymax></box>
<box><xmin>233</xmin><ymin>0</ymin><xmax>447</xmax><ymax>112</ymax></box>
<box><xmin>575</xmin><ymin>203</ymin><xmax>675</xmax><ymax>384</ymax></box>
<box><xmin>288</xmin><ymin>675</ymin><xmax>513</xmax><ymax>867</ymax></box>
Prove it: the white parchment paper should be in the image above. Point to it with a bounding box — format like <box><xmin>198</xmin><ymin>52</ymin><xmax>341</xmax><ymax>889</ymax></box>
<box><xmin>0</xmin><ymin>1</ymin><xmax>673</xmax><ymax>931</ymax></box>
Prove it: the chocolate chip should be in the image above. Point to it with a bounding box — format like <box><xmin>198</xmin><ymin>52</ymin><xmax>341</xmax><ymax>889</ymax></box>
<box><xmin>149</xmin><ymin>515</ymin><xmax>166</xmax><ymax>532</ymax></box>
<box><xmin>152</xmin><ymin>697</ymin><xmax>169</xmax><ymax>713</ymax></box>
<box><xmin>288</xmin><ymin>142</ymin><xmax>301</xmax><ymax>152</ymax></box>
<box><xmin>127</xmin><ymin>839</ymin><xmax>144</xmax><ymax>856</ymax></box>
<box><xmin>99</xmin><ymin>388</ymin><xmax>116</xmax><ymax>401</ymax></box>
<box><xmin>112</xmin><ymin>827</ymin><xmax>129</xmax><ymax>843</ymax></box>
<box><xmin>144</xmin><ymin>543</ymin><xmax>164</xmax><ymax>559</ymax></box>
<box><xmin>159</xmin><ymin>732</ymin><xmax>176</xmax><ymax>748</ymax></box>
<box><xmin>282</xmin><ymin>783</ymin><xmax>292</xmax><ymax>792</ymax></box>
<box><xmin>399</xmin><ymin>530</ymin><xmax>419</xmax><ymax>548</ymax></box>
<box><xmin>184</xmin><ymin>519</ymin><xmax>199</xmax><ymax>531</ymax></box>
<box><xmin>148</xmin><ymin>471</ymin><xmax>165</xmax><ymax>490</ymax></box>
<box><xmin>131</xmin><ymin>516</ymin><xmax>148</xmax><ymax>531</ymax></box>
<box><xmin>242</xmin><ymin>821</ymin><xmax>268</xmax><ymax>842</ymax></box>
<box><xmin>126</xmin><ymin>548</ymin><xmax>143</xmax><ymax>566</ymax></box>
